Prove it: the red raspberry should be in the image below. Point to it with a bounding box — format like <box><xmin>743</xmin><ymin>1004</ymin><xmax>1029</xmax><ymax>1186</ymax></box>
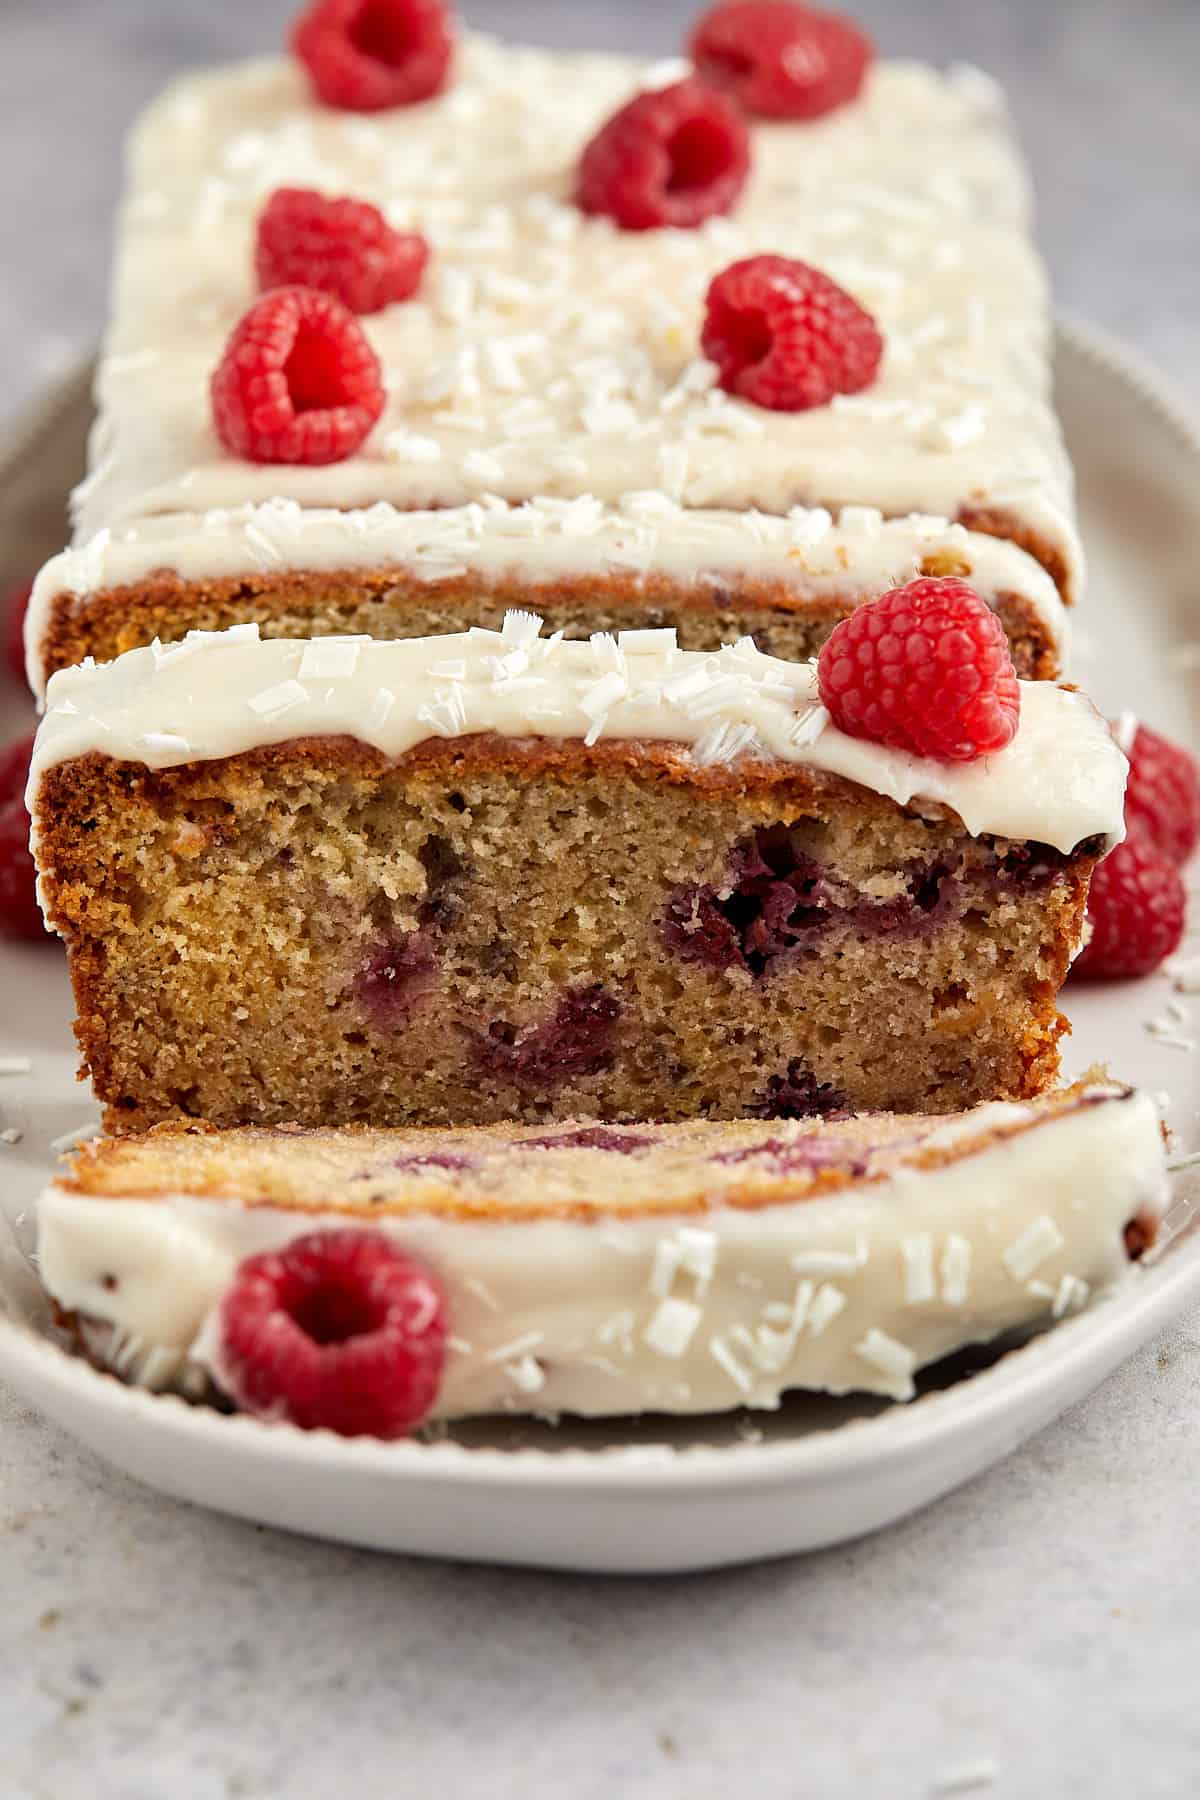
<box><xmin>216</xmin><ymin>1230</ymin><xmax>447</xmax><ymax>1438</ymax></box>
<box><xmin>257</xmin><ymin>187</ymin><xmax>428</xmax><ymax>315</ymax></box>
<box><xmin>690</xmin><ymin>1</ymin><xmax>873</xmax><ymax>121</ymax></box>
<box><xmin>4</xmin><ymin>582</ymin><xmax>31</xmax><ymax>686</ymax></box>
<box><xmin>1074</xmin><ymin>835</ymin><xmax>1186</xmax><ymax>981</ymax></box>
<box><xmin>702</xmin><ymin>255</ymin><xmax>882</xmax><ymax>411</ymax></box>
<box><xmin>0</xmin><ymin>735</ymin><xmax>46</xmax><ymax>943</ymax></box>
<box><xmin>291</xmin><ymin>0</ymin><xmax>454</xmax><ymax>112</ymax></box>
<box><xmin>210</xmin><ymin>286</ymin><xmax>385</xmax><ymax>465</ymax></box>
<box><xmin>576</xmin><ymin>78</ymin><xmax>750</xmax><ymax>232</ymax></box>
<box><xmin>0</xmin><ymin>732</ymin><xmax>34</xmax><ymax>806</ymax></box>
<box><xmin>817</xmin><ymin>577</ymin><xmax>1021</xmax><ymax>763</ymax></box>
<box><xmin>1122</xmin><ymin>722</ymin><xmax>1200</xmax><ymax>865</ymax></box>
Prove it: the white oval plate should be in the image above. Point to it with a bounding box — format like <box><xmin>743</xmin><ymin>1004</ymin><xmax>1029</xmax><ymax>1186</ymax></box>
<box><xmin>0</xmin><ymin>318</ymin><xmax>1198</xmax><ymax>1574</ymax></box>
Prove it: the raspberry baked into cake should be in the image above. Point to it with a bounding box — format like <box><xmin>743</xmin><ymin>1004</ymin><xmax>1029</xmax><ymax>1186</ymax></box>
<box><xmin>36</xmin><ymin>1082</ymin><xmax>1165</xmax><ymax>1426</ymax></box>
<box><xmin>24</xmin><ymin>0</ymin><xmax>1078</xmax><ymax>690</ymax></box>
<box><xmin>29</xmin><ymin>614</ymin><xmax>1124</xmax><ymax>1134</ymax></box>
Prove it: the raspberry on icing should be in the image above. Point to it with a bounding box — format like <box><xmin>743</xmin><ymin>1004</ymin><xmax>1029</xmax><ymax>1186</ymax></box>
<box><xmin>216</xmin><ymin>1229</ymin><xmax>447</xmax><ymax>1437</ymax></box>
<box><xmin>210</xmin><ymin>286</ymin><xmax>386</xmax><ymax>465</ymax></box>
<box><xmin>1123</xmin><ymin>722</ymin><xmax>1200</xmax><ymax>865</ymax></box>
<box><xmin>817</xmin><ymin>577</ymin><xmax>1021</xmax><ymax>763</ymax></box>
<box><xmin>1074</xmin><ymin>835</ymin><xmax>1186</xmax><ymax>981</ymax></box>
<box><xmin>576</xmin><ymin>78</ymin><xmax>750</xmax><ymax>232</ymax></box>
<box><xmin>291</xmin><ymin>0</ymin><xmax>454</xmax><ymax>112</ymax></box>
<box><xmin>690</xmin><ymin>1</ymin><xmax>873</xmax><ymax>121</ymax></box>
<box><xmin>257</xmin><ymin>187</ymin><xmax>429</xmax><ymax>315</ymax></box>
<box><xmin>4</xmin><ymin>582</ymin><xmax>31</xmax><ymax>687</ymax></box>
<box><xmin>702</xmin><ymin>255</ymin><xmax>882</xmax><ymax>411</ymax></box>
<box><xmin>0</xmin><ymin>734</ymin><xmax>48</xmax><ymax>943</ymax></box>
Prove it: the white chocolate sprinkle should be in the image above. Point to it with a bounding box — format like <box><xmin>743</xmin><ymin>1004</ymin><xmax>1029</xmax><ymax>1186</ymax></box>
<box><xmin>1002</xmin><ymin>1214</ymin><xmax>1066</xmax><ymax>1282</ymax></box>
<box><xmin>901</xmin><ymin>1234</ymin><xmax>936</xmax><ymax>1304</ymax></box>
<box><xmin>644</xmin><ymin>1297</ymin><xmax>703</xmax><ymax>1358</ymax></box>
<box><xmin>856</xmin><ymin>1327</ymin><xmax>918</xmax><ymax>1392</ymax></box>
<box><xmin>807</xmin><ymin>1284</ymin><xmax>848</xmax><ymax>1338</ymax></box>
<box><xmin>940</xmin><ymin>1235</ymin><xmax>972</xmax><ymax>1307</ymax></box>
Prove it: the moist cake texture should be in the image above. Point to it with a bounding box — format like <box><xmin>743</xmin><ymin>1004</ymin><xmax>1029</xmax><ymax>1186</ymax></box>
<box><xmin>36</xmin><ymin>1082</ymin><xmax>1167</xmax><ymax>1416</ymax></box>
<box><xmin>29</xmin><ymin>623</ymin><xmax>1125</xmax><ymax>1135</ymax></box>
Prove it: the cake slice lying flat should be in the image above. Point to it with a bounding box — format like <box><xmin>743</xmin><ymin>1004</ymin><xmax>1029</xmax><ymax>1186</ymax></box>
<box><xmin>36</xmin><ymin>1082</ymin><xmax>1167</xmax><ymax>1421</ymax></box>
<box><xmin>27</xmin><ymin>499</ymin><xmax>1067</xmax><ymax>693</ymax></box>
<box><xmin>30</xmin><ymin>622</ymin><xmax>1125</xmax><ymax>1133</ymax></box>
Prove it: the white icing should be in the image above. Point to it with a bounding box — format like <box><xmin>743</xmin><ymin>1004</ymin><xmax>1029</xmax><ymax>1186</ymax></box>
<box><xmin>34</xmin><ymin>1090</ymin><xmax>1167</xmax><ymax>1415</ymax></box>
<box><xmin>25</xmin><ymin>496</ymin><xmax>1067</xmax><ymax>696</ymax></box>
<box><xmin>70</xmin><ymin>34</ymin><xmax>1080</xmax><ymax>601</ymax></box>
<box><xmin>27</xmin><ymin>623</ymin><xmax>1126</xmax><ymax>855</ymax></box>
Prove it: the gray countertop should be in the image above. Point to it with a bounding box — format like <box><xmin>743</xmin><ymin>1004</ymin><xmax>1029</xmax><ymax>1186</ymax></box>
<box><xmin>2</xmin><ymin>3</ymin><xmax>1199</xmax><ymax>1796</ymax></box>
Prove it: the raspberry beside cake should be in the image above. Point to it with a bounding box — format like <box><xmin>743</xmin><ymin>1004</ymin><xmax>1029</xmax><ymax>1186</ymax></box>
<box><xmin>36</xmin><ymin>1081</ymin><xmax>1166</xmax><ymax>1422</ymax></box>
<box><xmin>29</xmin><ymin>620</ymin><xmax>1125</xmax><ymax>1134</ymax></box>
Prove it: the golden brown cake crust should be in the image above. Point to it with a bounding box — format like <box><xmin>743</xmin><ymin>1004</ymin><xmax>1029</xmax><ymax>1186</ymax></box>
<box><xmin>36</xmin><ymin>559</ymin><xmax>1061</xmax><ymax>685</ymax></box>
<box><xmin>956</xmin><ymin>504</ymin><xmax>1073</xmax><ymax>605</ymax></box>
<box><xmin>35</xmin><ymin>734</ymin><xmax>1094</xmax><ymax>1136</ymax></box>
<box><xmin>49</xmin><ymin>1083</ymin><xmax>1137</xmax><ymax>1225</ymax></box>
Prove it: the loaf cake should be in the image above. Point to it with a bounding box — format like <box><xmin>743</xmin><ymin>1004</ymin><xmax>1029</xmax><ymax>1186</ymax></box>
<box><xmin>36</xmin><ymin>1081</ymin><xmax>1167</xmax><ymax>1425</ymax></box>
<box><xmin>25</xmin><ymin>18</ymin><xmax>1079</xmax><ymax>692</ymax></box>
<box><xmin>29</xmin><ymin>620</ymin><xmax>1125</xmax><ymax>1134</ymax></box>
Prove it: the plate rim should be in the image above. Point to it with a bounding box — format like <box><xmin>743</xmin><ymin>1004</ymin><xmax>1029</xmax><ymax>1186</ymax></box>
<box><xmin>3</xmin><ymin>1222</ymin><xmax>1199</xmax><ymax>1492</ymax></box>
<box><xmin>3</xmin><ymin>313</ymin><xmax>1200</xmax><ymax>1499</ymax></box>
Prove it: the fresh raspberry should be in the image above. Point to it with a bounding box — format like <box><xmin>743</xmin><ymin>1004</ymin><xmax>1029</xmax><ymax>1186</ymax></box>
<box><xmin>4</xmin><ymin>582</ymin><xmax>31</xmax><ymax>686</ymax></box>
<box><xmin>0</xmin><ymin>735</ymin><xmax>45</xmax><ymax>943</ymax></box>
<box><xmin>1122</xmin><ymin>722</ymin><xmax>1200</xmax><ymax>865</ymax></box>
<box><xmin>0</xmin><ymin>732</ymin><xmax>33</xmax><ymax>806</ymax></box>
<box><xmin>576</xmin><ymin>78</ymin><xmax>750</xmax><ymax>232</ymax></box>
<box><xmin>1073</xmin><ymin>835</ymin><xmax>1186</xmax><ymax>981</ymax></box>
<box><xmin>210</xmin><ymin>286</ymin><xmax>385</xmax><ymax>465</ymax></box>
<box><xmin>256</xmin><ymin>187</ymin><xmax>428</xmax><ymax>315</ymax></box>
<box><xmin>702</xmin><ymin>255</ymin><xmax>882</xmax><ymax>410</ymax></box>
<box><xmin>291</xmin><ymin>0</ymin><xmax>454</xmax><ymax>112</ymax></box>
<box><xmin>817</xmin><ymin>577</ymin><xmax>1021</xmax><ymax>763</ymax></box>
<box><xmin>216</xmin><ymin>1230</ymin><xmax>447</xmax><ymax>1438</ymax></box>
<box><xmin>690</xmin><ymin>1</ymin><xmax>873</xmax><ymax>121</ymax></box>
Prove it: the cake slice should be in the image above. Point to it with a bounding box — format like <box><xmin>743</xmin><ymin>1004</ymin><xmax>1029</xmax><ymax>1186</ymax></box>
<box><xmin>26</xmin><ymin>25</ymin><xmax>1078</xmax><ymax>688</ymax></box>
<box><xmin>29</xmin><ymin>621</ymin><xmax>1124</xmax><ymax>1133</ymax></box>
<box><xmin>27</xmin><ymin>500</ymin><xmax>1067</xmax><ymax>693</ymax></box>
<box><xmin>36</xmin><ymin>1082</ymin><xmax>1167</xmax><ymax>1423</ymax></box>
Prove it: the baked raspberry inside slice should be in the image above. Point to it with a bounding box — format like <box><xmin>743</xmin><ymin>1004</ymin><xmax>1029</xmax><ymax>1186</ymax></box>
<box><xmin>292</xmin><ymin>0</ymin><xmax>454</xmax><ymax>112</ymax></box>
<box><xmin>817</xmin><ymin>576</ymin><xmax>1020</xmax><ymax>763</ymax></box>
<box><xmin>690</xmin><ymin>1</ymin><xmax>873</xmax><ymax>121</ymax></box>
<box><xmin>1122</xmin><ymin>721</ymin><xmax>1200</xmax><ymax>865</ymax></box>
<box><xmin>210</xmin><ymin>285</ymin><xmax>385</xmax><ymax>465</ymax></box>
<box><xmin>257</xmin><ymin>187</ymin><xmax>429</xmax><ymax>315</ymax></box>
<box><xmin>576</xmin><ymin>78</ymin><xmax>750</xmax><ymax>231</ymax></box>
<box><xmin>702</xmin><ymin>255</ymin><xmax>882</xmax><ymax>411</ymax></box>
<box><xmin>1073</xmin><ymin>834</ymin><xmax>1186</xmax><ymax>981</ymax></box>
<box><xmin>215</xmin><ymin>1230</ymin><xmax>447</xmax><ymax>1437</ymax></box>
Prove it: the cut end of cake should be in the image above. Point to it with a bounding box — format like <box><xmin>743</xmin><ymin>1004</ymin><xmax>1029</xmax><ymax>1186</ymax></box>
<box><xmin>35</xmin><ymin>1081</ymin><xmax>1167</xmax><ymax>1423</ymax></box>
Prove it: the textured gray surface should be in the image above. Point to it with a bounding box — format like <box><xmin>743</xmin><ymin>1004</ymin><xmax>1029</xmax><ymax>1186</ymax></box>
<box><xmin>1</xmin><ymin>3</ymin><xmax>1199</xmax><ymax>1795</ymax></box>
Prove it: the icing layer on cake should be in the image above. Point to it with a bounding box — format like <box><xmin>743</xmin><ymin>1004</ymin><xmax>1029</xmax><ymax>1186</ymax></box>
<box><xmin>34</xmin><ymin>1087</ymin><xmax>1166</xmax><ymax>1414</ymax></box>
<box><xmin>26</xmin><ymin>497</ymin><xmax>1068</xmax><ymax>694</ymax></box>
<box><xmin>72</xmin><ymin>35</ymin><xmax>1080</xmax><ymax>598</ymax></box>
<box><xmin>28</xmin><ymin>621</ymin><xmax>1125</xmax><ymax>854</ymax></box>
